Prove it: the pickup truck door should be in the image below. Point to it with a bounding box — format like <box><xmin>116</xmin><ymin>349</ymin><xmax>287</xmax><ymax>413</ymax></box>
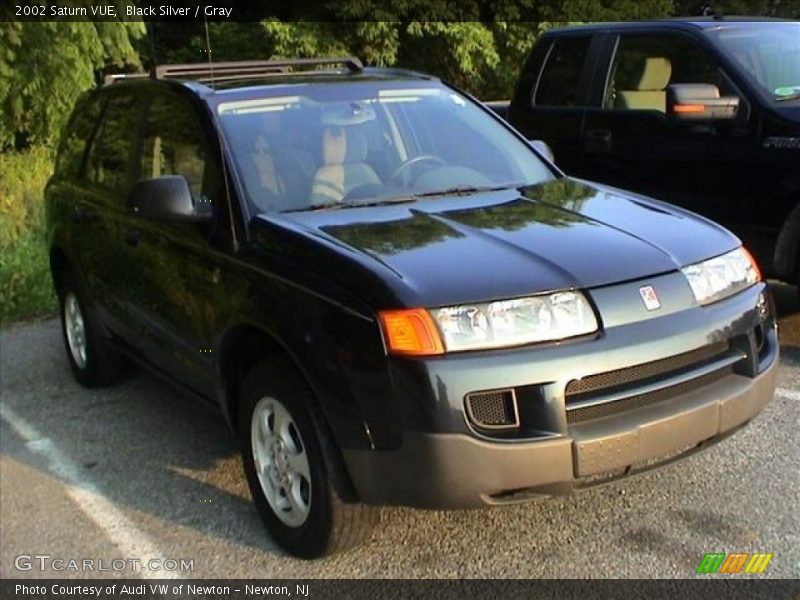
<box><xmin>509</xmin><ymin>34</ymin><xmax>599</xmax><ymax>174</ymax></box>
<box><xmin>580</xmin><ymin>31</ymin><xmax>754</xmax><ymax>226</ymax></box>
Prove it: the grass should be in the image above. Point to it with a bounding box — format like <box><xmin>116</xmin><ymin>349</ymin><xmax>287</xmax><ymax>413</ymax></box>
<box><xmin>1</xmin><ymin>146</ymin><xmax>58</xmax><ymax>326</ymax></box>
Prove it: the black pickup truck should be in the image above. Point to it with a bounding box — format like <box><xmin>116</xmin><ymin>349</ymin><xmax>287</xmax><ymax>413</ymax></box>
<box><xmin>493</xmin><ymin>18</ymin><xmax>800</xmax><ymax>287</ymax></box>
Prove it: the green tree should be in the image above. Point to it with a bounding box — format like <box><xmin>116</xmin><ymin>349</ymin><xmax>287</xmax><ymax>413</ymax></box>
<box><xmin>672</xmin><ymin>0</ymin><xmax>800</xmax><ymax>17</ymax></box>
<box><xmin>0</xmin><ymin>13</ymin><xmax>144</xmax><ymax>150</ymax></box>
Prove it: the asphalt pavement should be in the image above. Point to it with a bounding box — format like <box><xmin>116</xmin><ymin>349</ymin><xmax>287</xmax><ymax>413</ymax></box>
<box><xmin>1</xmin><ymin>284</ymin><xmax>798</xmax><ymax>579</ymax></box>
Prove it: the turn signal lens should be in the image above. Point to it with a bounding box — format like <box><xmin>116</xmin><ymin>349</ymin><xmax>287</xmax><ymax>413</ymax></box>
<box><xmin>379</xmin><ymin>309</ymin><xmax>444</xmax><ymax>356</ymax></box>
<box><xmin>673</xmin><ymin>104</ymin><xmax>706</xmax><ymax>113</ymax></box>
<box><xmin>742</xmin><ymin>246</ymin><xmax>762</xmax><ymax>282</ymax></box>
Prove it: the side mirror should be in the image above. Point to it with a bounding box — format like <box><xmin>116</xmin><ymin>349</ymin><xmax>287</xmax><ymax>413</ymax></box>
<box><xmin>530</xmin><ymin>139</ymin><xmax>555</xmax><ymax>163</ymax></box>
<box><xmin>129</xmin><ymin>175</ymin><xmax>212</xmax><ymax>223</ymax></box>
<box><xmin>667</xmin><ymin>84</ymin><xmax>739</xmax><ymax>120</ymax></box>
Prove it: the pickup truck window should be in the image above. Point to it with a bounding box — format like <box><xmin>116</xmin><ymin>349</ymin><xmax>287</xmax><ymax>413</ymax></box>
<box><xmin>606</xmin><ymin>35</ymin><xmax>727</xmax><ymax>113</ymax></box>
<box><xmin>706</xmin><ymin>23</ymin><xmax>800</xmax><ymax>104</ymax></box>
<box><xmin>534</xmin><ymin>36</ymin><xmax>591</xmax><ymax>107</ymax></box>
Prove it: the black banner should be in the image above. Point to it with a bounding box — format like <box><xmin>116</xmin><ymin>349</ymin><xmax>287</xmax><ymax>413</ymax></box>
<box><xmin>2</xmin><ymin>0</ymin><xmax>316</xmax><ymax>23</ymax></box>
<box><xmin>3</xmin><ymin>579</ymin><xmax>800</xmax><ymax>600</ymax></box>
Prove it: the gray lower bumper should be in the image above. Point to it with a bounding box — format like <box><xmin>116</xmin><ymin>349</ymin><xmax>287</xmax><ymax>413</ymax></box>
<box><xmin>343</xmin><ymin>357</ymin><xmax>777</xmax><ymax>509</ymax></box>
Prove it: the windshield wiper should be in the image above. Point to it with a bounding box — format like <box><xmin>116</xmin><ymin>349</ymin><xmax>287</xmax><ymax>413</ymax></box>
<box><xmin>415</xmin><ymin>182</ymin><xmax>526</xmax><ymax>198</ymax></box>
<box><xmin>776</xmin><ymin>92</ymin><xmax>800</xmax><ymax>103</ymax></box>
<box><xmin>285</xmin><ymin>202</ymin><xmax>344</xmax><ymax>213</ymax></box>
<box><xmin>283</xmin><ymin>182</ymin><xmax>526</xmax><ymax>212</ymax></box>
<box><xmin>342</xmin><ymin>183</ymin><xmax>526</xmax><ymax>208</ymax></box>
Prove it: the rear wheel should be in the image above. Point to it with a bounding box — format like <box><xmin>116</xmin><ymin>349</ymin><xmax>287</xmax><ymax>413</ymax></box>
<box><xmin>239</xmin><ymin>358</ymin><xmax>378</xmax><ymax>558</ymax></box>
<box><xmin>57</xmin><ymin>271</ymin><xmax>121</xmax><ymax>387</ymax></box>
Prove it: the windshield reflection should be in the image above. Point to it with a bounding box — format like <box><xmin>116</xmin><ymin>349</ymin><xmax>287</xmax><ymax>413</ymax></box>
<box><xmin>217</xmin><ymin>82</ymin><xmax>553</xmax><ymax>216</ymax></box>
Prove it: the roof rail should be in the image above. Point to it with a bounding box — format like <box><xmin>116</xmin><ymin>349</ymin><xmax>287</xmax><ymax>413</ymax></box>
<box><xmin>103</xmin><ymin>72</ymin><xmax>151</xmax><ymax>86</ymax></box>
<box><xmin>104</xmin><ymin>56</ymin><xmax>363</xmax><ymax>86</ymax></box>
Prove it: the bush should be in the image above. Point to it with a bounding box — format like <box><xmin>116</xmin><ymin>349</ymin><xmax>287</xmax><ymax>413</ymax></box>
<box><xmin>0</xmin><ymin>146</ymin><xmax>57</xmax><ymax>325</ymax></box>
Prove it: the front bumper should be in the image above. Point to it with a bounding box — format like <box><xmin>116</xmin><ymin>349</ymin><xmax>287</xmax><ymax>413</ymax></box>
<box><xmin>342</xmin><ymin>277</ymin><xmax>779</xmax><ymax>508</ymax></box>
<box><xmin>344</xmin><ymin>357</ymin><xmax>776</xmax><ymax>508</ymax></box>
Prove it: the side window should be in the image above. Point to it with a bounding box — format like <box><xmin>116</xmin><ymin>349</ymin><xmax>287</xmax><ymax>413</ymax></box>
<box><xmin>140</xmin><ymin>94</ymin><xmax>215</xmax><ymax>201</ymax></box>
<box><xmin>85</xmin><ymin>93</ymin><xmax>139</xmax><ymax>193</ymax></box>
<box><xmin>534</xmin><ymin>36</ymin><xmax>592</xmax><ymax>107</ymax></box>
<box><xmin>56</xmin><ymin>96</ymin><xmax>105</xmax><ymax>179</ymax></box>
<box><xmin>607</xmin><ymin>35</ymin><xmax>730</xmax><ymax>112</ymax></box>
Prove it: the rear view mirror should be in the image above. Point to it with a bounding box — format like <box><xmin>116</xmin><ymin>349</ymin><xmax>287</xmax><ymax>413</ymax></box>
<box><xmin>667</xmin><ymin>84</ymin><xmax>739</xmax><ymax>120</ymax></box>
<box><xmin>129</xmin><ymin>175</ymin><xmax>212</xmax><ymax>223</ymax></box>
<box><xmin>530</xmin><ymin>139</ymin><xmax>555</xmax><ymax>163</ymax></box>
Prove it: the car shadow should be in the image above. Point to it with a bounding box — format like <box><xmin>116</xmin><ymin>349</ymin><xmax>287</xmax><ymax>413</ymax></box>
<box><xmin>0</xmin><ymin>321</ymin><xmax>281</xmax><ymax>556</ymax></box>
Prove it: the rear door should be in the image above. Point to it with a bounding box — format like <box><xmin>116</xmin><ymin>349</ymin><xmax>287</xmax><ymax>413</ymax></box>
<box><xmin>78</xmin><ymin>90</ymin><xmax>144</xmax><ymax>341</ymax></box>
<box><xmin>509</xmin><ymin>33</ymin><xmax>598</xmax><ymax>174</ymax></box>
<box><xmin>581</xmin><ymin>30</ymin><xmax>754</xmax><ymax>224</ymax></box>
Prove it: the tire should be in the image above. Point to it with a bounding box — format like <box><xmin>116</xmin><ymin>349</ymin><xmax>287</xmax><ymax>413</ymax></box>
<box><xmin>57</xmin><ymin>271</ymin><xmax>121</xmax><ymax>387</ymax></box>
<box><xmin>239</xmin><ymin>357</ymin><xmax>378</xmax><ymax>558</ymax></box>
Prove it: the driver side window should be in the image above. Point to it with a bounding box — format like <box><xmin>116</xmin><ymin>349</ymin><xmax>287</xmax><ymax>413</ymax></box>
<box><xmin>606</xmin><ymin>35</ymin><xmax>732</xmax><ymax>113</ymax></box>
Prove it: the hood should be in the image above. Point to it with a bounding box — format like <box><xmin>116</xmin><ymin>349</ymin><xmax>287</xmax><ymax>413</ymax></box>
<box><xmin>255</xmin><ymin>178</ymin><xmax>739</xmax><ymax>308</ymax></box>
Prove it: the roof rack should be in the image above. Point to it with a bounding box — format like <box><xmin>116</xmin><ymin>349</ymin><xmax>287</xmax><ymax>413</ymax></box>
<box><xmin>104</xmin><ymin>56</ymin><xmax>363</xmax><ymax>86</ymax></box>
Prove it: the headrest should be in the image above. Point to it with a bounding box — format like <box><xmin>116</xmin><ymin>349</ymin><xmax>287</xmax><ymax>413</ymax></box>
<box><xmin>322</xmin><ymin>127</ymin><xmax>369</xmax><ymax>166</ymax></box>
<box><xmin>637</xmin><ymin>57</ymin><xmax>672</xmax><ymax>91</ymax></box>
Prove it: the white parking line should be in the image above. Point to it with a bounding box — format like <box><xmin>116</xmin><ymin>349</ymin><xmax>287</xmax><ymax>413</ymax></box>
<box><xmin>0</xmin><ymin>402</ymin><xmax>181</xmax><ymax>579</ymax></box>
<box><xmin>776</xmin><ymin>387</ymin><xmax>800</xmax><ymax>401</ymax></box>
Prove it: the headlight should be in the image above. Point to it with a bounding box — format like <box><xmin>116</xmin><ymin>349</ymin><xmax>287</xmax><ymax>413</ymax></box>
<box><xmin>681</xmin><ymin>247</ymin><xmax>761</xmax><ymax>306</ymax></box>
<box><xmin>430</xmin><ymin>291</ymin><xmax>598</xmax><ymax>352</ymax></box>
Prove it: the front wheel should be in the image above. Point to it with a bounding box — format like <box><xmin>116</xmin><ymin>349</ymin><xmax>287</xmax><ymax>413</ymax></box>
<box><xmin>239</xmin><ymin>358</ymin><xmax>378</xmax><ymax>558</ymax></box>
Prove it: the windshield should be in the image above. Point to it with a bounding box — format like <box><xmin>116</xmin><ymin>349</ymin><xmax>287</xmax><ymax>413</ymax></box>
<box><xmin>216</xmin><ymin>82</ymin><xmax>553</xmax><ymax>214</ymax></box>
<box><xmin>706</xmin><ymin>23</ymin><xmax>800</xmax><ymax>103</ymax></box>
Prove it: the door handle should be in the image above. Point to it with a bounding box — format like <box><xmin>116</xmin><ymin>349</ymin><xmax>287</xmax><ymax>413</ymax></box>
<box><xmin>124</xmin><ymin>227</ymin><xmax>141</xmax><ymax>247</ymax></box>
<box><xmin>585</xmin><ymin>129</ymin><xmax>612</xmax><ymax>153</ymax></box>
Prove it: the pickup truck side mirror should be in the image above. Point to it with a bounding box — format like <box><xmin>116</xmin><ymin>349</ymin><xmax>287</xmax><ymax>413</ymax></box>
<box><xmin>666</xmin><ymin>84</ymin><xmax>740</xmax><ymax>121</ymax></box>
<box><xmin>129</xmin><ymin>175</ymin><xmax>213</xmax><ymax>223</ymax></box>
<box><xmin>530</xmin><ymin>139</ymin><xmax>555</xmax><ymax>163</ymax></box>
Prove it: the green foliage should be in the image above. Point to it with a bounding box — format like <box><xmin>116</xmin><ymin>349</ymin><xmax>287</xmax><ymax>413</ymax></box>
<box><xmin>0</xmin><ymin>13</ymin><xmax>144</xmax><ymax>150</ymax></box>
<box><xmin>0</xmin><ymin>146</ymin><xmax>57</xmax><ymax>325</ymax></box>
<box><xmin>673</xmin><ymin>0</ymin><xmax>800</xmax><ymax>17</ymax></box>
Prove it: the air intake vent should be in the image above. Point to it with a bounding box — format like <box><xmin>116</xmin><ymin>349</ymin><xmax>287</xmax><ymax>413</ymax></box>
<box><xmin>465</xmin><ymin>389</ymin><xmax>519</xmax><ymax>430</ymax></box>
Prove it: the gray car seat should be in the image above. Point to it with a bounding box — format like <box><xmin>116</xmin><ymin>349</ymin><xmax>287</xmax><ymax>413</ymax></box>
<box><xmin>308</xmin><ymin>127</ymin><xmax>381</xmax><ymax>206</ymax></box>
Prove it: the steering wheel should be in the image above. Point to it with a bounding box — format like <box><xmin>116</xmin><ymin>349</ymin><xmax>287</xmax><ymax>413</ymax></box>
<box><xmin>389</xmin><ymin>155</ymin><xmax>446</xmax><ymax>186</ymax></box>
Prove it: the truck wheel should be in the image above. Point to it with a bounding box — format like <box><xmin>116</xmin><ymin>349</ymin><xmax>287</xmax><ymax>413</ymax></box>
<box><xmin>239</xmin><ymin>357</ymin><xmax>378</xmax><ymax>558</ymax></box>
<box><xmin>57</xmin><ymin>271</ymin><xmax>121</xmax><ymax>387</ymax></box>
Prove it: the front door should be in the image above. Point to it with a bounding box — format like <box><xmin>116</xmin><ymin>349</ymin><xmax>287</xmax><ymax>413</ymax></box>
<box><xmin>121</xmin><ymin>91</ymin><xmax>229</xmax><ymax>394</ymax></box>
<box><xmin>581</xmin><ymin>32</ymin><xmax>754</xmax><ymax>228</ymax></box>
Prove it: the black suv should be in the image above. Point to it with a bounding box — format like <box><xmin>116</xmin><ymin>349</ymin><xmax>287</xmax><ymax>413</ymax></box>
<box><xmin>46</xmin><ymin>57</ymin><xmax>777</xmax><ymax>558</ymax></box>
<box><xmin>504</xmin><ymin>19</ymin><xmax>800</xmax><ymax>287</ymax></box>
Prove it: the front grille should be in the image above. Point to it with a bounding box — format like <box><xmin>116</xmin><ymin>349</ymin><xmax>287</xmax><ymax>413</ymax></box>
<box><xmin>565</xmin><ymin>341</ymin><xmax>730</xmax><ymax>401</ymax></box>
<box><xmin>566</xmin><ymin>366</ymin><xmax>733</xmax><ymax>424</ymax></box>
<box><xmin>465</xmin><ymin>389</ymin><xmax>518</xmax><ymax>430</ymax></box>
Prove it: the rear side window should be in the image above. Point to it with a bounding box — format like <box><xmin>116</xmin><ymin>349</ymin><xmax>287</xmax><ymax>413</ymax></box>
<box><xmin>85</xmin><ymin>93</ymin><xmax>139</xmax><ymax>193</ymax></box>
<box><xmin>534</xmin><ymin>37</ymin><xmax>592</xmax><ymax>107</ymax></box>
<box><xmin>56</xmin><ymin>97</ymin><xmax>104</xmax><ymax>179</ymax></box>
